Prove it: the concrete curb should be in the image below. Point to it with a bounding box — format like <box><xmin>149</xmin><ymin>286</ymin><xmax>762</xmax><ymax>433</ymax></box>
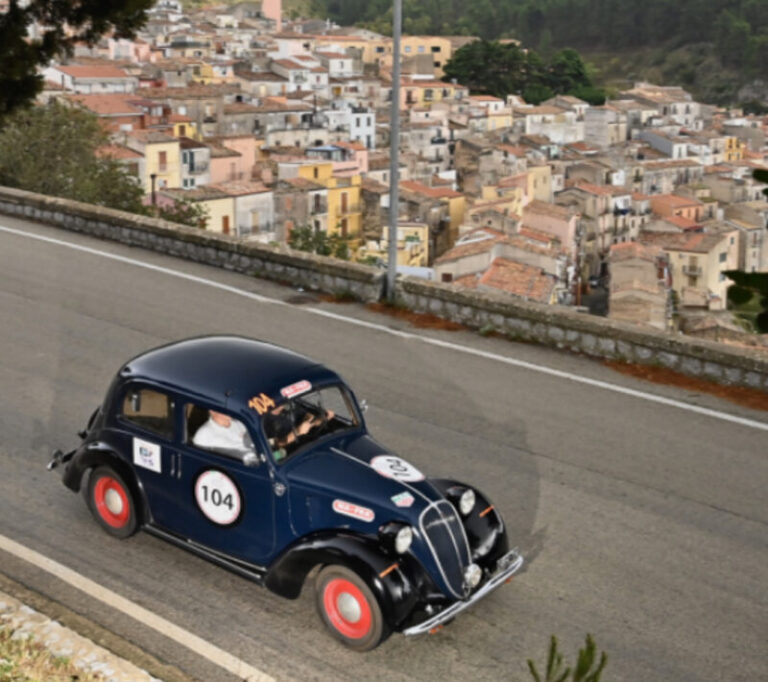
<box><xmin>0</xmin><ymin>589</ymin><xmax>160</xmax><ymax>682</ymax></box>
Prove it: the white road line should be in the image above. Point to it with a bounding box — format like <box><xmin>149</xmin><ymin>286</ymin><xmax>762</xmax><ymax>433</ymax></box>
<box><xmin>2</xmin><ymin>224</ymin><xmax>768</xmax><ymax>433</ymax></box>
<box><xmin>0</xmin><ymin>533</ymin><xmax>274</xmax><ymax>682</ymax></box>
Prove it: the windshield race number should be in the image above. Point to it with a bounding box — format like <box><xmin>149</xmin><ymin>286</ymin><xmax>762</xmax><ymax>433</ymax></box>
<box><xmin>370</xmin><ymin>455</ymin><xmax>424</xmax><ymax>483</ymax></box>
<box><xmin>194</xmin><ymin>470</ymin><xmax>242</xmax><ymax>525</ymax></box>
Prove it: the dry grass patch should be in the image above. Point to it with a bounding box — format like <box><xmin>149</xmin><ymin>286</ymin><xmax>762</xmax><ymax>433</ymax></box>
<box><xmin>0</xmin><ymin>626</ymin><xmax>102</xmax><ymax>682</ymax></box>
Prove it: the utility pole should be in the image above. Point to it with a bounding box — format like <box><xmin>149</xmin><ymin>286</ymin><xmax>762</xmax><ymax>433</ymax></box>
<box><xmin>386</xmin><ymin>0</ymin><xmax>402</xmax><ymax>301</ymax></box>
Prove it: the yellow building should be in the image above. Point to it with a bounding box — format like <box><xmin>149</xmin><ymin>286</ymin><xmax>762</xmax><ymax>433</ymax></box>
<box><xmin>127</xmin><ymin>130</ymin><xmax>182</xmax><ymax>193</ymax></box>
<box><xmin>196</xmin><ymin>60</ymin><xmax>238</xmax><ymax>85</ymax></box>
<box><xmin>368</xmin><ymin>221</ymin><xmax>430</xmax><ymax>267</ymax></box>
<box><xmin>157</xmin><ymin>187</ymin><xmax>233</xmax><ymax>233</ymax></box>
<box><xmin>725</xmin><ymin>136</ymin><xmax>744</xmax><ymax>162</ymax></box>
<box><xmin>297</xmin><ymin>162</ymin><xmax>362</xmax><ymax>244</ymax></box>
<box><xmin>401</xmin><ymin>79</ymin><xmax>464</xmax><ymax>108</ymax></box>
<box><xmin>527</xmin><ymin>164</ymin><xmax>553</xmax><ymax>203</ymax></box>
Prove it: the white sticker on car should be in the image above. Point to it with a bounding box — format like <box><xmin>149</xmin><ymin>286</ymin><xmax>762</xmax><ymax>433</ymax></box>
<box><xmin>133</xmin><ymin>438</ymin><xmax>161</xmax><ymax>473</ymax></box>
<box><xmin>332</xmin><ymin>499</ymin><xmax>375</xmax><ymax>523</ymax></box>
<box><xmin>195</xmin><ymin>470</ymin><xmax>242</xmax><ymax>525</ymax></box>
<box><xmin>370</xmin><ymin>455</ymin><xmax>424</xmax><ymax>483</ymax></box>
<box><xmin>280</xmin><ymin>380</ymin><xmax>312</xmax><ymax>399</ymax></box>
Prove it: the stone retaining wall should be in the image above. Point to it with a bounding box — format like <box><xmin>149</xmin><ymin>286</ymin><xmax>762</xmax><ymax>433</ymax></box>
<box><xmin>1</xmin><ymin>185</ymin><xmax>766</xmax><ymax>392</ymax></box>
<box><xmin>0</xmin><ymin>187</ymin><xmax>385</xmax><ymax>302</ymax></box>
<box><xmin>397</xmin><ymin>277</ymin><xmax>768</xmax><ymax>391</ymax></box>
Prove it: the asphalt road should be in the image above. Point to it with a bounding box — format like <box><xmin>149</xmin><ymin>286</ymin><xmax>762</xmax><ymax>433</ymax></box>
<box><xmin>0</xmin><ymin>217</ymin><xmax>766</xmax><ymax>682</ymax></box>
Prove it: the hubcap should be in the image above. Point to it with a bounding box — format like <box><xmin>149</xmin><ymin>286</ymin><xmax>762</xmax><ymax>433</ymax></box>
<box><xmin>336</xmin><ymin>592</ymin><xmax>362</xmax><ymax>623</ymax></box>
<box><xmin>104</xmin><ymin>488</ymin><xmax>124</xmax><ymax>515</ymax></box>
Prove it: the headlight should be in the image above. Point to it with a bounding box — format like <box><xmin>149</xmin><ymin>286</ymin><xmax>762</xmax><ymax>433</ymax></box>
<box><xmin>464</xmin><ymin>563</ymin><xmax>482</xmax><ymax>589</ymax></box>
<box><xmin>379</xmin><ymin>522</ymin><xmax>414</xmax><ymax>555</ymax></box>
<box><xmin>459</xmin><ymin>488</ymin><xmax>476</xmax><ymax>516</ymax></box>
<box><xmin>395</xmin><ymin>525</ymin><xmax>413</xmax><ymax>554</ymax></box>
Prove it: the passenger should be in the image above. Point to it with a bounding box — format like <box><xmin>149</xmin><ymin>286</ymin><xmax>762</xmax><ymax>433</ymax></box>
<box><xmin>193</xmin><ymin>410</ymin><xmax>254</xmax><ymax>454</ymax></box>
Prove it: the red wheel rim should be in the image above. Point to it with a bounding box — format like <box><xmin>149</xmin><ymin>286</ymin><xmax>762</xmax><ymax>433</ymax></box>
<box><xmin>93</xmin><ymin>476</ymin><xmax>130</xmax><ymax>528</ymax></box>
<box><xmin>322</xmin><ymin>578</ymin><xmax>372</xmax><ymax>639</ymax></box>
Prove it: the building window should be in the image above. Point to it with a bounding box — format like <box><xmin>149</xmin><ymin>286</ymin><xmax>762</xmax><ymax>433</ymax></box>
<box><xmin>404</xmin><ymin>46</ymin><xmax>411</xmax><ymax>53</ymax></box>
<box><xmin>719</xmin><ymin>252</ymin><xmax>727</xmax><ymax>263</ymax></box>
<box><xmin>441</xmin><ymin>273</ymin><xmax>453</xmax><ymax>283</ymax></box>
<box><xmin>158</xmin><ymin>150</ymin><xmax>167</xmax><ymax>171</ymax></box>
<box><xmin>313</xmin><ymin>167</ymin><xmax>319</xmax><ymax>179</ymax></box>
<box><xmin>431</xmin><ymin>46</ymin><xmax>441</xmax><ymax>53</ymax></box>
<box><xmin>418</xmin><ymin>46</ymin><xmax>425</xmax><ymax>53</ymax></box>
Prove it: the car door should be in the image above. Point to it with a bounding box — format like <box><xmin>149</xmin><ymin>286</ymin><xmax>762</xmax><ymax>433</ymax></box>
<box><xmin>155</xmin><ymin>401</ymin><xmax>277</xmax><ymax>566</ymax></box>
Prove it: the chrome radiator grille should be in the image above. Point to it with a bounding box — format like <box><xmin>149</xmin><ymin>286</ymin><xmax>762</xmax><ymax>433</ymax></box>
<box><xmin>419</xmin><ymin>500</ymin><xmax>471</xmax><ymax>598</ymax></box>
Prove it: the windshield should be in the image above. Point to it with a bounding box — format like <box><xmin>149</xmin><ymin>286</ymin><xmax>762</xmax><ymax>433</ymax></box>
<box><xmin>261</xmin><ymin>384</ymin><xmax>360</xmax><ymax>462</ymax></box>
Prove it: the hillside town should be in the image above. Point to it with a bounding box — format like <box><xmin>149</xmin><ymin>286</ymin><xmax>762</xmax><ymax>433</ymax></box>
<box><xmin>34</xmin><ymin>0</ymin><xmax>768</xmax><ymax>338</ymax></box>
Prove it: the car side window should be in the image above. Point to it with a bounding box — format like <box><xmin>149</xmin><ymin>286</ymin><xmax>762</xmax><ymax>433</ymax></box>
<box><xmin>185</xmin><ymin>403</ymin><xmax>255</xmax><ymax>457</ymax></box>
<box><xmin>120</xmin><ymin>387</ymin><xmax>174</xmax><ymax>439</ymax></box>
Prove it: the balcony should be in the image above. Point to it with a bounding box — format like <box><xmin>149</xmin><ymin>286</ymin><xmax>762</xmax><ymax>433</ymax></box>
<box><xmin>188</xmin><ymin>161</ymin><xmax>209</xmax><ymax>175</ymax></box>
<box><xmin>310</xmin><ymin>197</ymin><xmax>328</xmax><ymax>214</ymax></box>
<box><xmin>339</xmin><ymin>202</ymin><xmax>361</xmax><ymax>214</ymax></box>
<box><xmin>682</xmin><ymin>264</ymin><xmax>702</xmax><ymax>276</ymax></box>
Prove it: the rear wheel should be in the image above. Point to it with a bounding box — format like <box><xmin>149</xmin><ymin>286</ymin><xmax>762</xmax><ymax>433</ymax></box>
<box><xmin>315</xmin><ymin>565</ymin><xmax>388</xmax><ymax>651</ymax></box>
<box><xmin>87</xmin><ymin>466</ymin><xmax>138</xmax><ymax>539</ymax></box>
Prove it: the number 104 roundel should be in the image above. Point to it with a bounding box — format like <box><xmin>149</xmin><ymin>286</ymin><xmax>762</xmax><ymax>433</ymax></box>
<box><xmin>49</xmin><ymin>336</ymin><xmax>523</xmax><ymax>651</ymax></box>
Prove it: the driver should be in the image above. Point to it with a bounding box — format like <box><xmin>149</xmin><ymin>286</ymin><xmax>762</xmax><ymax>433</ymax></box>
<box><xmin>263</xmin><ymin>402</ymin><xmax>334</xmax><ymax>451</ymax></box>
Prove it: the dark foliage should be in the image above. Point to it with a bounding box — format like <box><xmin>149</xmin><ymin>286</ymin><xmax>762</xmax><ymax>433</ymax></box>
<box><xmin>727</xmin><ymin>285</ymin><xmax>754</xmax><ymax>305</ymax></box>
<box><xmin>0</xmin><ymin>101</ymin><xmax>146</xmax><ymax>214</ymax></box>
<box><xmin>0</xmin><ymin>0</ymin><xmax>153</xmax><ymax>116</ymax></box>
<box><xmin>442</xmin><ymin>41</ymin><xmax>602</xmax><ymax>103</ymax></box>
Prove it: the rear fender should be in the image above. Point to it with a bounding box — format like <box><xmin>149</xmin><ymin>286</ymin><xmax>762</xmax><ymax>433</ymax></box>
<box><xmin>265</xmin><ymin>531</ymin><xmax>425</xmax><ymax>630</ymax></box>
<box><xmin>62</xmin><ymin>443</ymin><xmax>150</xmax><ymax>525</ymax></box>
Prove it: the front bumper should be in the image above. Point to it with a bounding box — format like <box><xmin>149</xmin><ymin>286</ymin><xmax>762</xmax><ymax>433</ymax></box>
<box><xmin>402</xmin><ymin>549</ymin><xmax>524</xmax><ymax>636</ymax></box>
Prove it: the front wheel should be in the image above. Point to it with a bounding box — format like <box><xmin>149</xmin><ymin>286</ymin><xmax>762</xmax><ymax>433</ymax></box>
<box><xmin>86</xmin><ymin>466</ymin><xmax>138</xmax><ymax>539</ymax></box>
<box><xmin>315</xmin><ymin>565</ymin><xmax>389</xmax><ymax>651</ymax></box>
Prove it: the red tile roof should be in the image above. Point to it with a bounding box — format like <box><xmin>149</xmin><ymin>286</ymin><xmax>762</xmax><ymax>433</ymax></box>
<box><xmin>476</xmin><ymin>257</ymin><xmax>555</xmax><ymax>302</ymax></box>
<box><xmin>400</xmin><ymin>180</ymin><xmax>462</xmax><ymax>199</ymax></box>
<box><xmin>55</xmin><ymin>64</ymin><xmax>130</xmax><ymax>79</ymax></box>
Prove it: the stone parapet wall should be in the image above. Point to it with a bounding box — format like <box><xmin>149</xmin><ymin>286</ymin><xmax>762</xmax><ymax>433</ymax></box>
<box><xmin>0</xmin><ymin>187</ymin><xmax>385</xmax><ymax>302</ymax></box>
<box><xmin>397</xmin><ymin>278</ymin><xmax>768</xmax><ymax>392</ymax></box>
<box><xmin>1</xmin><ymin>185</ymin><xmax>766</xmax><ymax>392</ymax></box>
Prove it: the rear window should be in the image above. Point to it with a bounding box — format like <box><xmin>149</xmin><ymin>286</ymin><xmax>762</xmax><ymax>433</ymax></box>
<box><xmin>120</xmin><ymin>387</ymin><xmax>174</xmax><ymax>439</ymax></box>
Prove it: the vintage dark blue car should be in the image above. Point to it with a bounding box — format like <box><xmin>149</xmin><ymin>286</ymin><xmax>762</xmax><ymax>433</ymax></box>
<box><xmin>50</xmin><ymin>336</ymin><xmax>523</xmax><ymax>650</ymax></box>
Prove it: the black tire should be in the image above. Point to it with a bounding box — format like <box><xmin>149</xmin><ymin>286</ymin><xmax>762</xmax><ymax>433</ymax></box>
<box><xmin>315</xmin><ymin>565</ymin><xmax>389</xmax><ymax>652</ymax></box>
<box><xmin>86</xmin><ymin>466</ymin><xmax>138</xmax><ymax>539</ymax></box>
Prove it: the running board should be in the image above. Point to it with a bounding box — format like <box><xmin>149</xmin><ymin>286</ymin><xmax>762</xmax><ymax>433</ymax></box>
<box><xmin>144</xmin><ymin>525</ymin><xmax>267</xmax><ymax>585</ymax></box>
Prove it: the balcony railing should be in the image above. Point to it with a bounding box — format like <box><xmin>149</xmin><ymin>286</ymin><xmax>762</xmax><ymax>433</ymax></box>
<box><xmin>682</xmin><ymin>265</ymin><xmax>702</xmax><ymax>276</ymax></box>
<box><xmin>188</xmin><ymin>161</ymin><xmax>209</xmax><ymax>174</ymax></box>
<box><xmin>339</xmin><ymin>202</ymin><xmax>361</xmax><ymax>214</ymax></box>
<box><xmin>310</xmin><ymin>198</ymin><xmax>328</xmax><ymax>214</ymax></box>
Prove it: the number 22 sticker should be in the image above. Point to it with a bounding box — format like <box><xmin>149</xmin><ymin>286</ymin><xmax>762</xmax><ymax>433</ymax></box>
<box><xmin>194</xmin><ymin>470</ymin><xmax>242</xmax><ymax>525</ymax></box>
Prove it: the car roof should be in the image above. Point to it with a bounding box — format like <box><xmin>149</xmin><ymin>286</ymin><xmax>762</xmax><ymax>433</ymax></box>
<box><xmin>119</xmin><ymin>336</ymin><xmax>341</xmax><ymax>409</ymax></box>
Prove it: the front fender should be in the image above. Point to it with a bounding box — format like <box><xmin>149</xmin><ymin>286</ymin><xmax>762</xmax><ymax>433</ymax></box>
<box><xmin>264</xmin><ymin>531</ymin><xmax>426</xmax><ymax>630</ymax></box>
<box><xmin>430</xmin><ymin>478</ymin><xmax>509</xmax><ymax>568</ymax></box>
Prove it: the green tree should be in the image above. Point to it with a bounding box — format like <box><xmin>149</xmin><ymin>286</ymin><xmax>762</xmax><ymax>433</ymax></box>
<box><xmin>288</xmin><ymin>225</ymin><xmax>351</xmax><ymax>260</ymax></box>
<box><xmin>528</xmin><ymin>634</ymin><xmax>607</xmax><ymax>682</ymax></box>
<box><xmin>0</xmin><ymin>101</ymin><xmax>146</xmax><ymax>213</ymax></box>
<box><xmin>157</xmin><ymin>197</ymin><xmax>209</xmax><ymax>228</ymax></box>
<box><xmin>547</xmin><ymin>48</ymin><xmax>592</xmax><ymax>94</ymax></box>
<box><xmin>442</xmin><ymin>40</ymin><xmax>528</xmax><ymax>97</ymax></box>
<box><xmin>0</xmin><ymin>0</ymin><xmax>153</xmax><ymax>116</ymax></box>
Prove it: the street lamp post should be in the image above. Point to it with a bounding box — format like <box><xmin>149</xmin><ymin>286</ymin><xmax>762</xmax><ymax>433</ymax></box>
<box><xmin>150</xmin><ymin>173</ymin><xmax>157</xmax><ymax>208</ymax></box>
<box><xmin>386</xmin><ymin>0</ymin><xmax>402</xmax><ymax>301</ymax></box>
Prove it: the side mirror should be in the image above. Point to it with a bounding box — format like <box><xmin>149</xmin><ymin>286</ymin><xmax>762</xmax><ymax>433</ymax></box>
<box><xmin>360</xmin><ymin>399</ymin><xmax>369</xmax><ymax>414</ymax></box>
<box><xmin>242</xmin><ymin>452</ymin><xmax>260</xmax><ymax>468</ymax></box>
